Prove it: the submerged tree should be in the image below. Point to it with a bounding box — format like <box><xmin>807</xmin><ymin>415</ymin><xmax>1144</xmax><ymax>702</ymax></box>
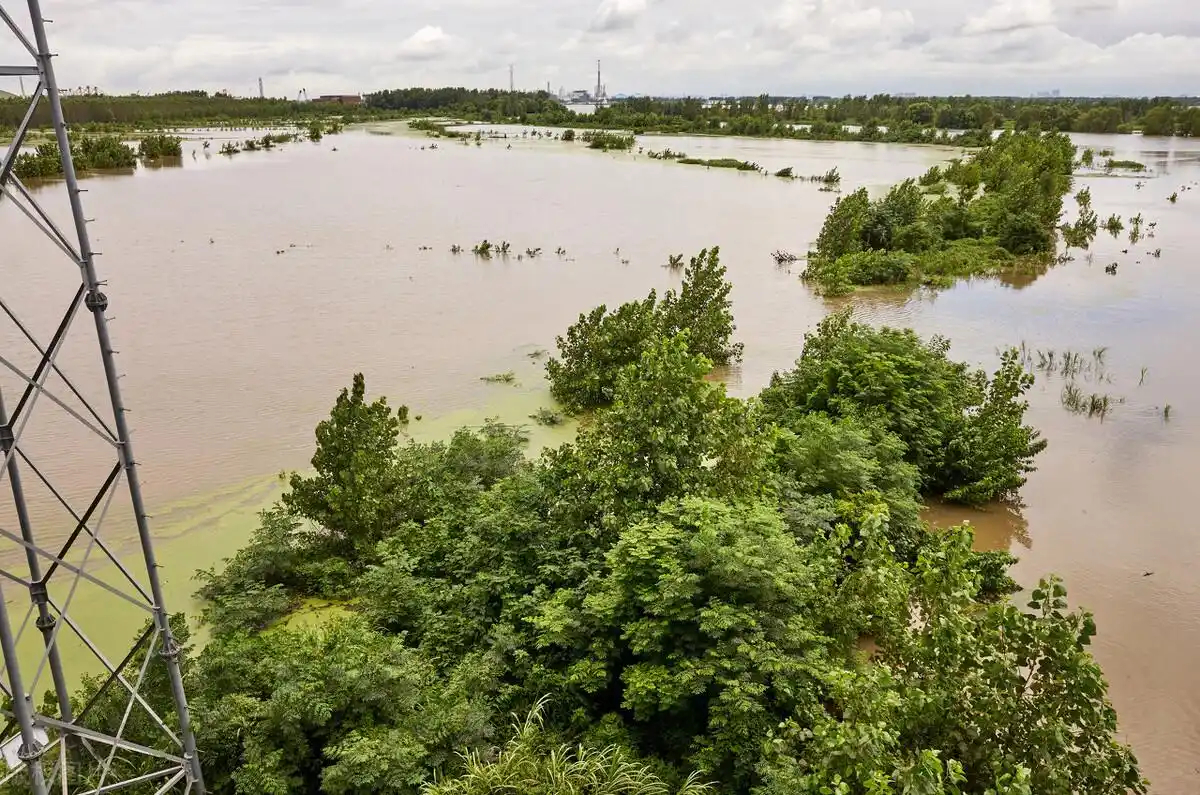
<box><xmin>547</xmin><ymin>248</ymin><xmax>741</xmax><ymax>412</ymax></box>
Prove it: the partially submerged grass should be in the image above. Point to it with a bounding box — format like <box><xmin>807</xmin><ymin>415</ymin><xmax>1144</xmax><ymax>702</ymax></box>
<box><xmin>15</xmin><ymin>135</ymin><xmax>139</xmax><ymax>178</ymax></box>
<box><xmin>677</xmin><ymin>157</ymin><xmax>762</xmax><ymax>172</ymax></box>
<box><xmin>1105</xmin><ymin>158</ymin><xmax>1146</xmax><ymax>172</ymax></box>
<box><xmin>580</xmin><ymin>130</ymin><xmax>635</xmax><ymax>151</ymax></box>
<box><xmin>807</xmin><ymin>167</ymin><xmax>841</xmax><ymax>189</ymax></box>
<box><xmin>1061</xmin><ymin>383</ymin><xmax>1117</xmax><ymax>419</ymax></box>
<box><xmin>481</xmin><ymin>371</ymin><xmax>517</xmax><ymax>384</ymax></box>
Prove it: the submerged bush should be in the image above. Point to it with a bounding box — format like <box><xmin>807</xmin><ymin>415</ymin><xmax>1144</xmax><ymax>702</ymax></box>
<box><xmin>760</xmin><ymin>309</ymin><xmax>1047</xmax><ymax>504</ymax></box>
<box><xmin>14</xmin><ymin>135</ymin><xmax>137</xmax><ymax>179</ymax></box>
<box><xmin>137</xmin><ymin>133</ymin><xmax>183</xmax><ymax>159</ymax></box>
<box><xmin>547</xmin><ymin>247</ymin><xmax>742</xmax><ymax>412</ymax></box>
<box><xmin>804</xmin><ymin>131</ymin><xmax>1074</xmax><ymax>293</ymax></box>
<box><xmin>580</xmin><ymin>130</ymin><xmax>635</xmax><ymax>150</ymax></box>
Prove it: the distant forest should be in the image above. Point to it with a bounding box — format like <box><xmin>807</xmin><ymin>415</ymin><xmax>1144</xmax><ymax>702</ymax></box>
<box><xmin>2</xmin><ymin>88</ymin><xmax>1197</xmax><ymax>136</ymax></box>
<box><xmin>365</xmin><ymin>88</ymin><xmax>1200</xmax><ymax>136</ymax></box>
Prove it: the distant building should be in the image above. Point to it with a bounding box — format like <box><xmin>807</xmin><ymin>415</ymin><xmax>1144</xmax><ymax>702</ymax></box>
<box><xmin>313</xmin><ymin>94</ymin><xmax>362</xmax><ymax>106</ymax></box>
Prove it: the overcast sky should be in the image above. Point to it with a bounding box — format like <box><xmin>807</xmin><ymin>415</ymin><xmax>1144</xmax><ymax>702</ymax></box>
<box><xmin>1</xmin><ymin>0</ymin><xmax>1196</xmax><ymax>98</ymax></box>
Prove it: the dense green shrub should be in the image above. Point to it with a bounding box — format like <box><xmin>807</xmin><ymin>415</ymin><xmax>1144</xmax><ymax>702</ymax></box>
<box><xmin>137</xmin><ymin>133</ymin><xmax>183</xmax><ymax>158</ymax></box>
<box><xmin>580</xmin><ymin>130</ymin><xmax>635</xmax><ymax>150</ymax></box>
<box><xmin>760</xmin><ymin>310</ymin><xmax>1046</xmax><ymax>504</ymax></box>
<box><xmin>52</xmin><ymin>284</ymin><xmax>1140</xmax><ymax>795</ymax></box>
<box><xmin>804</xmin><ymin>131</ymin><xmax>1075</xmax><ymax>293</ymax></box>
<box><xmin>547</xmin><ymin>248</ymin><xmax>741</xmax><ymax>412</ymax></box>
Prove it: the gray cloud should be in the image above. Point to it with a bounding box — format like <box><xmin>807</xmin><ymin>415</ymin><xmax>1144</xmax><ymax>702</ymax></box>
<box><xmin>588</xmin><ymin>0</ymin><xmax>648</xmax><ymax>32</ymax></box>
<box><xmin>0</xmin><ymin>0</ymin><xmax>1193</xmax><ymax>97</ymax></box>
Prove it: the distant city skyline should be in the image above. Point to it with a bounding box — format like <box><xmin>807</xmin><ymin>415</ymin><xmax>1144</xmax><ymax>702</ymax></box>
<box><xmin>0</xmin><ymin>0</ymin><xmax>1195</xmax><ymax>99</ymax></box>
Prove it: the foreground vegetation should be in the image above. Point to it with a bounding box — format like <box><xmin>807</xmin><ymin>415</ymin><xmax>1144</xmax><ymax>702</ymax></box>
<box><xmin>13</xmin><ymin>236</ymin><xmax>1146</xmax><ymax>793</ymax></box>
<box><xmin>802</xmin><ymin>130</ymin><xmax>1080</xmax><ymax>294</ymax></box>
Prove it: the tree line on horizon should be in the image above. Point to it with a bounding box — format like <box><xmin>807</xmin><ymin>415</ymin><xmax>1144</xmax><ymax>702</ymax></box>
<box><xmin>1</xmin><ymin>87</ymin><xmax>1197</xmax><ymax>136</ymax></box>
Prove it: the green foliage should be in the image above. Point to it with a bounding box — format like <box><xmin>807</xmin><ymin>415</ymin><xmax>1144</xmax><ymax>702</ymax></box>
<box><xmin>76</xmin><ymin>134</ymin><xmax>140</xmax><ymax>168</ymax></box>
<box><xmin>14</xmin><ymin>135</ymin><xmax>138</xmax><ymax>179</ymax></box>
<box><xmin>561</xmin><ymin>127</ymin><xmax>576</xmax><ymax>142</ymax></box>
<box><xmin>137</xmin><ymin>133</ymin><xmax>183</xmax><ymax>158</ymax></box>
<box><xmin>194</xmin><ymin>616</ymin><xmax>496</xmax><ymax>795</ymax></box>
<box><xmin>919</xmin><ymin>164</ymin><xmax>943</xmax><ymax>186</ymax></box>
<box><xmin>68</xmin><ymin>287</ymin><xmax>1138</xmax><ymax>794</ymax></box>
<box><xmin>547</xmin><ymin>294</ymin><xmax>662</xmax><ymax>412</ymax></box>
<box><xmin>547</xmin><ymin>248</ymin><xmax>742</xmax><ymax>412</ymax></box>
<box><xmin>546</xmin><ymin>335</ymin><xmax>769</xmax><ymax>524</ymax></box>
<box><xmin>1105</xmin><ymin>158</ymin><xmax>1145</xmax><ymax>171</ymax></box>
<box><xmin>804</xmin><ymin>132</ymin><xmax>1073</xmax><ymax>293</ymax></box>
<box><xmin>1061</xmin><ymin>187</ymin><xmax>1099</xmax><ymax>249</ymax></box>
<box><xmin>282</xmin><ymin>373</ymin><xmax>408</xmax><ymax>559</ymax></box>
<box><xmin>811</xmin><ymin>188</ymin><xmax>870</xmax><ymax>262</ymax></box>
<box><xmin>756</xmin><ymin>527</ymin><xmax>1145</xmax><ymax>795</ymax></box>
<box><xmin>427</xmin><ymin>702</ymin><xmax>711</xmax><ymax>794</ymax></box>
<box><xmin>677</xmin><ymin>157</ymin><xmax>761</xmax><ymax>172</ymax></box>
<box><xmin>760</xmin><ymin>311</ymin><xmax>1046</xmax><ymax>504</ymax></box>
<box><xmin>581</xmin><ymin>130</ymin><xmax>636</xmax><ymax>151</ymax></box>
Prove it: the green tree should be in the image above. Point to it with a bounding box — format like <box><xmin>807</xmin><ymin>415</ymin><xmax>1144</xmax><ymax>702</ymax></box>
<box><xmin>194</xmin><ymin>617</ymin><xmax>495</xmax><ymax>795</ymax></box>
<box><xmin>547</xmin><ymin>250</ymin><xmax>742</xmax><ymax>412</ymax></box>
<box><xmin>659</xmin><ymin>247</ymin><xmax>744</xmax><ymax>365</ymax></box>
<box><xmin>547</xmin><ymin>334</ymin><xmax>769</xmax><ymax>527</ymax></box>
<box><xmin>760</xmin><ymin>311</ymin><xmax>1045</xmax><ymax>504</ymax></box>
<box><xmin>282</xmin><ymin>373</ymin><xmax>407</xmax><ymax>558</ymax></box>
<box><xmin>546</xmin><ymin>294</ymin><xmax>661</xmax><ymax>412</ymax></box>
<box><xmin>1140</xmin><ymin>105</ymin><xmax>1176</xmax><ymax>136</ymax></box>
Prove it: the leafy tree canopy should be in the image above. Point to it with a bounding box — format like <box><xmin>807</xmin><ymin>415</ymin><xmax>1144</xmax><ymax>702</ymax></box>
<box><xmin>804</xmin><ymin>131</ymin><xmax>1078</xmax><ymax>294</ymax></box>
<box><xmin>760</xmin><ymin>310</ymin><xmax>1047</xmax><ymax>504</ymax></box>
<box><xmin>547</xmin><ymin>248</ymin><xmax>742</xmax><ymax>412</ymax></box>
<box><xmin>39</xmin><ymin>294</ymin><xmax>1140</xmax><ymax>795</ymax></box>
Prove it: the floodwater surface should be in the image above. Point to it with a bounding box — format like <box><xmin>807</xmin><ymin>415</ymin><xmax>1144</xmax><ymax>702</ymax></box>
<box><xmin>1</xmin><ymin>123</ymin><xmax>1198</xmax><ymax>791</ymax></box>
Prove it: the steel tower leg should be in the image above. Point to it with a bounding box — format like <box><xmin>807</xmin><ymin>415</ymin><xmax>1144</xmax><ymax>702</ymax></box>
<box><xmin>0</xmin><ymin>582</ymin><xmax>48</xmax><ymax>795</ymax></box>
<box><xmin>0</xmin><ymin>389</ymin><xmax>76</xmax><ymax>739</ymax></box>
<box><xmin>0</xmin><ymin>1</ymin><xmax>206</xmax><ymax>792</ymax></box>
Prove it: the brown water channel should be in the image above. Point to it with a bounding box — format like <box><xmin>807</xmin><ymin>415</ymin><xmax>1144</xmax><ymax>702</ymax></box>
<box><xmin>1</xmin><ymin>122</ymin><xmax>1198</xmax><ymax>791</ymax></box>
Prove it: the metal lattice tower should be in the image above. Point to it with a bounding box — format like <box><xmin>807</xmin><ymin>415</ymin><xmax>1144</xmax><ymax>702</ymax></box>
<box><xmin>0</xmin><ymin>2</ymin><xmax>205</xmax><ymax>792</ymax></box>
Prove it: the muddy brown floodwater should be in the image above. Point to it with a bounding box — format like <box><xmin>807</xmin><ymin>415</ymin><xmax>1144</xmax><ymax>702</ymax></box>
<box><xmin>2</xmin><ymin>122</ymin><xmax>1199</xmax><ymax>792</ymax></box>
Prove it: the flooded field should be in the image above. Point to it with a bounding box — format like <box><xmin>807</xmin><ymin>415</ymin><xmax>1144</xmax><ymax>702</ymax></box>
<box><xmin>2</xmin><ymin>122</ymin><xmax>1199</xmax><ymax>791</ymax></box>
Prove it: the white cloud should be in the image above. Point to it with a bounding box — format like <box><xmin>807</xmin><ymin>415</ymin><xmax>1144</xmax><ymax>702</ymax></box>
<box><xmin>397</xmin><ymin>25</ymin><xmax>456</xmax><ymax>61</ymax></box>
<box><xmin>0</xmin><ymin>0</ymin><xmax>1192</xmax><ymax>98</ymax></box>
